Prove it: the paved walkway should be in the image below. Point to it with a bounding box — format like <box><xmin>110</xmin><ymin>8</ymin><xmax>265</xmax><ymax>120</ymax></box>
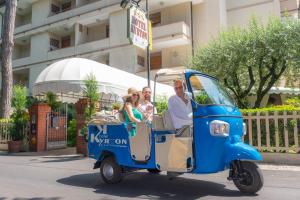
<box><xmin>0</xmin><ymin>154</ymin><xmax>300</xmax><ymax>200</ymax></box>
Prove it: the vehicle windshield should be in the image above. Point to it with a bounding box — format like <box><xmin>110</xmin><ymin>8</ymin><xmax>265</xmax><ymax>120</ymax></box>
<box><xmin>189</xmin><ymin>74</ymin><xmax>236</xmax><ymax>107</ymax></box>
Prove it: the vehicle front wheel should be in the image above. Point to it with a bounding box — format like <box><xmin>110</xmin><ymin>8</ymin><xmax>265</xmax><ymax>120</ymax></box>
<box><xmin>233</xmin><ymin>161</ymin><xmax>264</xmax><ymax>194</ymax></box>
<box><xmin>100</xmin><ymin>157</ymin><xmax>123</xmax><ymax>184</ymax></box>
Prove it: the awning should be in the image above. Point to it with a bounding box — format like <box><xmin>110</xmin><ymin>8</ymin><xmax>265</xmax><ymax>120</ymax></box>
<box><xmin>32</xmin><ymin>58</ymin><xmax>174</xmax><ymax>103</ymax></box>
<box><xmin>269</xmin><ymin>87</ymin><xmax>300</xmax><ymax>95</ymax></box>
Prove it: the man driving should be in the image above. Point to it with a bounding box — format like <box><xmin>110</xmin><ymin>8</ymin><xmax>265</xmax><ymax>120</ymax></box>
<box><xmin>168</xmin><ymin>79</ymin><xmax>193</xmax><ymax>129</ymax></box>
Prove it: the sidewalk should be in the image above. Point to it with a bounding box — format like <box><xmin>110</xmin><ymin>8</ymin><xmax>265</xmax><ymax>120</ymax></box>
<box><xmin>0</xmin><ymin>147</ymin><xmax>82</xmax><ymax>158</ymax></box>
<box><xmin>260</xmin><ymin>152</ymin><xmax>300</xmax><ymax>166</ymax></box>
<box><xmin>1</xmin><ymin>148</ymin><xmax>300</xmax><ymax>166</ymax></box>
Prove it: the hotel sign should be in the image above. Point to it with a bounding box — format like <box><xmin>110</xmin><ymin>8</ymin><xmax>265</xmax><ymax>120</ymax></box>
<box><xmin>127</xmin><ymin>6</ymin><xmax>149</xmax><ymax>49</ymax></box>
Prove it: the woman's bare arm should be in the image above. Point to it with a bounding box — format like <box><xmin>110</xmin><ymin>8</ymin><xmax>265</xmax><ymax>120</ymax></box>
<box><xmin>125</xmin><ymin>103</ymin><xmax>141</xmax><ymax>123</ymax></box>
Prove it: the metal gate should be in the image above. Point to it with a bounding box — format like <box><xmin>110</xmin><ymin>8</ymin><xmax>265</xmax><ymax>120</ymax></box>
<box><xmin>46</xmin><ymin>106</ymin><xmax>67</xmax><ymax>150</ymax></box>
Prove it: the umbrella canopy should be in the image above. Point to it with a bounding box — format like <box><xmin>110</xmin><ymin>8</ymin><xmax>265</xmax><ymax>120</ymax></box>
<box><xmin>33</xmin><ymin>58</ymin><xmax>174</xmax><ymax>103</ymax></box>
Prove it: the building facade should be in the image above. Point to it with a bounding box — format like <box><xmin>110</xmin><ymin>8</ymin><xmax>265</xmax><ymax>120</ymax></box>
<box><xmin>0</xmin><ymin>0</ymin><xmax>281</xmax><ymax>94</ymax></box>
<box><xmin>280</xmin><ymin>0</ymin><xmax>299</xmax><ymax>18</ymax></box>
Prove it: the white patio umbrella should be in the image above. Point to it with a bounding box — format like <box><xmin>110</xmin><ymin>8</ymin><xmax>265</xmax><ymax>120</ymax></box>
<box><xmin>32</xmin><ymin>58</ymin><xmax>174</xmax><ymax>103</ymax></box>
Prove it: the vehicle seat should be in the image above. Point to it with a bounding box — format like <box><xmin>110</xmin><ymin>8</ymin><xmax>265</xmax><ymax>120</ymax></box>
<box><xmin>162</xmin><ymin>110</ymin><xmax>176</xmax><ymax>131</ymax></box>
<box><xmin>129</xmin><ymin>122</ymin><xmax>151</xmax><ymax>162</ymax></box>
<box><xmin>162</xmin><ymin>110</ymin><xmax>191</xmax><ymax>137</ymax></box>
<box><xmin>152</xmin><ymin>115</ymin><xmax>165</xmax><ymax>131</ymax></box>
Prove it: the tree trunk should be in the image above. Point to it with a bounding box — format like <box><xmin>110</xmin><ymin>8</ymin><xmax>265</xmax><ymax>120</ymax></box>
<box><xmin>0</xmin><ymin>0</ymin><xmax>17</xmax><ymax>118</ymax></box>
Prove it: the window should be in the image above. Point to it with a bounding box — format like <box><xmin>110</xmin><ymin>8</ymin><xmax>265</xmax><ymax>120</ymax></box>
<box><xmin>51</xmin><ymin>4</ymin><xmax>60</xmax><ymax>14</ymax></box>
<box><xmin>61</xmin><ymin>1</ymin><xmax>72</xmax><ymax>12</ymax></box>
<box><xmin>137</xmin><ymin>56</ymin><xmax>145</xmax><ymax>67</ymax></box>
<box><xmin>150</xmin><ymin>52</ymin><xmax>162</xmax><ymax>70</ymax></box>
<box><xmin>150</xmin><ymin>12</ymin><xmax>161</xmax><ymax>27</ymax></box>
<box><xmin>61</xmin><ymin>36</ymin><xmax>71</xmax><ymax>48</ymax></box>
<box><xmin>106</xmin><ymin>25</ymin><xmax>110</xmax><ymax>38</ymax></box>
<box><xmin>189</xmin><ymin>75</ymin><xmax>235</xmax><ymax>106</ymax></box>
<box><xmin>50</xmin><ymin>38</ymin><xmax>60</xmax><ymax>51</ymax></box>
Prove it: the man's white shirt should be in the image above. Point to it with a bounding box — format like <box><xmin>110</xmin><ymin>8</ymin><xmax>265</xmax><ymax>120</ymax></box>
<box><xmin>168</xmin><ymin>95</ymin><xmax>193</xmax><ymax>129</ymax></box>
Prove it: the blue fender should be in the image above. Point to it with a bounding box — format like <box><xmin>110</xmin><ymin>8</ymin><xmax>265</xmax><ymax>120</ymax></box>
<box><xmin>224</xmin><ymin>140</ymin><xmax>262</xmax><ymax>166</ymax></box>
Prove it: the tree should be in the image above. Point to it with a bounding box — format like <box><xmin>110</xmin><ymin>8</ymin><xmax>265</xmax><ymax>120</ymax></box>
<box><xmin>0</xmin><ymin>0</ymin><xmax>17</xmax><ymax>118</ymax></box>
<box><xmin>192</xmin><ymin>16</ymin><xmax>300</xmax><ymax>108</ymax></box>
<box><xmin>46</xmin><ymin>92</ymin><xmax>61</xmax><ymax>111</ymax></box>
<box><xmin>10</xmin><ymin>85</ymin><xmax>29</xmax><ymax>141</ymax></box>
<box><xmin>83</xmin><ymin>73</ymin><xmax>100</xmax><ymax>121</ymax></box>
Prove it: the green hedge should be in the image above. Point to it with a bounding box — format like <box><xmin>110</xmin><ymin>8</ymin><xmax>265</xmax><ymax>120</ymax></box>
<box><xmin>241</xmin><ymin>105</ymin><xmax>300</xmax><ymax>114</ymax></box>
<box><xmin>0</xmin><ymin>118</ymin><xmax>12</xmax><ymax>123</ymax></box>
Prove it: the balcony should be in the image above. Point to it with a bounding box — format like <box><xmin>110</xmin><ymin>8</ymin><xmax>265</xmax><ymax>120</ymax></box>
<box><xmin>76</xmin><ymin>0</ymin><xmax>99</xmax><ymax>7</ymax></box>
<box><xmin>76</xmin><ymin>38</ymin><xmax>109</xmax><ymax>55</ymax></box>
<box><xmin>12</xmin><ymin>41</ymin><xmax>31</xmax><ymax>67</ymax></box>
<box><xmin>47</xmin><ymin>0</ymin><xmax>120</xmax><ymax>25</ymax></box>
<box><xmin>48</xmin><ymin>46</ymin><xmax>75</xmax><ymax>60</ymax></box>
<box><xmin>136</xmin><ymin>66</ymin><xmax>186</xmax><ymax>82</ymax></box>
<box><xmin>152</xmin><ymin>21</ymin><xmax>191</xmax><ymax>50</ymax></box>
<box><xmin>13</xmin><ymin>57</ymin><xmax>32</xmax><ymax>68</ymax></box>
<box><xmin>15</xmin><ymin>23</ymin><xmax>32</xmax><ymax>34</ymax></box>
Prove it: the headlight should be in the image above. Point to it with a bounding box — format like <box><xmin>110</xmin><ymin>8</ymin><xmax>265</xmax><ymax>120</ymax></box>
<box><xmin>243</xmin><ymin>122</ymin><xmax>247</xmax><ymax>136</ymax></box>
<box><xmin>210</xmin><ymin>120</ymin><xmax>230</xmax><ymax>137</ymax></box>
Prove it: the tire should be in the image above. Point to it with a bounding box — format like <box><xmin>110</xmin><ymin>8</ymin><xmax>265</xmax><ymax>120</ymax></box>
<box><xmin>100</xmin><ymin>157</ymin><xmax>123</xmax><ymax>184</ymax></box>
<box><xmin>233</xmin><ymin>161</ymin><xmax>264</xmax><ymax>194</ymax></box>
<box><xmin>147</xmin><ymin>169</ymin><xmax>161</xmax><ymax>174</ymax></box>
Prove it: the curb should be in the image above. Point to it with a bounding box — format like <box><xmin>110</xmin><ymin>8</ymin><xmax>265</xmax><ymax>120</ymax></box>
<box><xmin>260</xmin><ymin>153</ymin><xmax>300</xmax><ymax>166</ymax></box>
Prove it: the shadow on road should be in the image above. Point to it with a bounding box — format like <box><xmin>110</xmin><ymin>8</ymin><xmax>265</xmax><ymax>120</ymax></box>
<box><xmin>40</xmin><ymin>156</ymin><xmax>83</xmax><ymax>163</ymax></box>
<box><xmin>57</xmin><ymin>172</ymin><xmax>248</xmax><ymax>199</ymax></box>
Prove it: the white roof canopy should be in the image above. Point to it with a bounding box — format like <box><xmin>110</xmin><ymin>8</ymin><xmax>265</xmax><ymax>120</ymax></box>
<box><xmin>33</xmin><ymin>58</ymin><xmax>174</xmax><ymax>103</ymax></box>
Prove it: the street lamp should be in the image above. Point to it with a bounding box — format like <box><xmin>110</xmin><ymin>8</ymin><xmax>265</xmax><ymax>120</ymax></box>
<box><xmin>120</xmin><ymin>0</ymin><xmax>142</xmax><ymax>8</ymax></box>
<box><xmin>120</xmin><ymin>0</ymin><xmax>151</xmax><ymax>87</ymax></box>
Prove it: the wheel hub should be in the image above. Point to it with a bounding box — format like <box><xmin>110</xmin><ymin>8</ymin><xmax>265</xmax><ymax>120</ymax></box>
<box><xmin>103</xmin><ymin>163</ymin><xmax>114</xmax><ymax>180</ymax></box>
<box><xmin>240</xmin><ymin>170</ymin><xmax>254</xmax><ymax>186</ymax></box>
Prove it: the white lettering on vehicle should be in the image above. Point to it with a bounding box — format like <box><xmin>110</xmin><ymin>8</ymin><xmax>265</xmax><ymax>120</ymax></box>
<box><xmin>90</xmin><ymin>125</ymin><xmax>127</xmax><ymax>146</ymax></box>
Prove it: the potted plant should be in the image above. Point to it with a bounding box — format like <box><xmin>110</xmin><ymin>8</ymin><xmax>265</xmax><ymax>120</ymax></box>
<box><xmin>112</xmin><ymin>102</ymin><xmax>122</xmax><ymax>115</ymax></box>
<box><xmin>8</xmin><ymin>85</ymin><xmax>29</xmax><ymax>153</ymax></box>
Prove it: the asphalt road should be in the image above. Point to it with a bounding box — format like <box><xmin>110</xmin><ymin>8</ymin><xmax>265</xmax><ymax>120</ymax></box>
<box><xmin>0</xmin><ymin>155</ymin><xmax>299</xmax><ymax>200</ymax></box>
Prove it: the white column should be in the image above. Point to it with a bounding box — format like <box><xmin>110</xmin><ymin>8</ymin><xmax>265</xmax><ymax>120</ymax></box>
<box><xmin>192</xmin><ymin>0</ymin><xmax>227</xmax><ymax>48</ymax></box>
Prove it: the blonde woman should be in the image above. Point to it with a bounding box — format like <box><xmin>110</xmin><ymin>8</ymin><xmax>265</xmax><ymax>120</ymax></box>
<box><xmin>123</xmin><ymin>88</ymin><xmax>143</xmax><ymax>137</ymax></box>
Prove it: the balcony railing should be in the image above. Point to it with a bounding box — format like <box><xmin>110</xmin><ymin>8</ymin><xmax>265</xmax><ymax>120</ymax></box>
<box><xmin>152</xmin><ymin>21</ymin><xmax>191</xmax><ymax>49</ymax></box>
<box><xmin>46</xmin><ymin>0</ymin><xmax>120</xmax><ymax>24</ymax></box>
<box><xmin>48</xmin><ymin>46</ymin><xmax>75</xmax><ymax>60</ymax></box>
<box><xmin>12</xmin><ymin>56</ymin><xmax>31</xmax><ymax>68</ymax></box>
<box><xmin>76</xmin><ymin>38</ymin><xmax>109</xmax><ymax>55</ymax></box>
<box><xmin>153</xmin><ymin>21</ymin><xmax>191</xmax><ymax>40</ymax></box>
<box><xmin>15</xmin><ymin>23</ymin><xmax>32</xmax><ymax>34</ymax></box>
<box><xmin>47</xmin><ymin>38</ymin><xmax>109</xmax><ymax>60</ymax></box>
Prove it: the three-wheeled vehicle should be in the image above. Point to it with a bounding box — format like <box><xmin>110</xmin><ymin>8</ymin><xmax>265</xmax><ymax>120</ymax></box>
<box><xmin>88</xmin><ymin>69</ymin><xmax>263</xmax><ymax>194</ymax></box>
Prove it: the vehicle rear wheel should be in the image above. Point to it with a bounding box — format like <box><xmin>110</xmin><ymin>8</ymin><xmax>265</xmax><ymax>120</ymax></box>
<box><xmin>147</xmin><ymin>169</ymin><xmax>161</xmax><ymax>174</ymax></box>
<box><xmin>100</xmin><ymin>157</ymin><xmax>123</xmax><ymax>184</ymax></box>
<box><xmin>233</xmin><ymin>161</ymin><xmax>264</xmax><ymax>194</ymax></box>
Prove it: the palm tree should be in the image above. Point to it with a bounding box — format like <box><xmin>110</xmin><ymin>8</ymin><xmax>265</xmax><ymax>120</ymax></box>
<box><xmin>0</xmin><ymin>0</ymin><xmax>17</xmax><ymax>118</ymax></box>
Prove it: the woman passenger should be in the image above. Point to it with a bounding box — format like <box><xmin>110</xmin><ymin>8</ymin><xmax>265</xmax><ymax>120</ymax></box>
<box><xmin>123</xmin><ymin>88</ymin><xmax>143</xmax><ymax>137</ymax></box>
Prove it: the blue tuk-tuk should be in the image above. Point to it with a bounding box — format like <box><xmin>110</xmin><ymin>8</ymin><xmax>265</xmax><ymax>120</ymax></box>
<box><xmin>88</xmin><ymin>69</ymin><xmax>263</xmax><ymax>194</ymax></box>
